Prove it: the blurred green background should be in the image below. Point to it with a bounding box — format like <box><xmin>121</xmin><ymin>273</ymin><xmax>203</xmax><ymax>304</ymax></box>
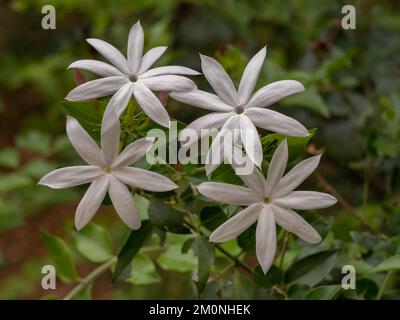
<box><xmin>0</xmin><ymin>0</ymin><xmax>399</xmax><ymax>299</ymax></box>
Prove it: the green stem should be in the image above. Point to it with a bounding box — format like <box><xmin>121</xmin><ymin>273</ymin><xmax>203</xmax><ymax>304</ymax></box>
<box><xmin>376</xmin><ymin>270</ymin><xmax>394</xmax><ymax>300</ymax></box>
<box><xmin>63</xmin><ymin>257</ymin><xmax>116</xmax><ymax>300</ymax></box>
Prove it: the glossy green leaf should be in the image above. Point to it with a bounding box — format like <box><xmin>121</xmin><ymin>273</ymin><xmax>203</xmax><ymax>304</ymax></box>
<box><xmin>305</xmin><ymin>285</ymin><xmax>342</xmax><ymax>300</ymax></box>
<box><xmin>126</xmin><ymin>254</ymin><xmax>161</xmax><ymax>285</ymax></box>
<box><xmin>148</xmin><ymin>199</ymin><xmax>190</xmax><ymax>234</ymax></box>
<box><xmin>374</xmin><ymin>255</ymin><xmax>400</xmax><ymax>272</ymax></box>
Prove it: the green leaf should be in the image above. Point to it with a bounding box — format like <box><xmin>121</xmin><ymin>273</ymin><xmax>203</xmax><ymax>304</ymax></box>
<box><xmin>189</xmin><ymin>236</ymin><xmax>215</xmax><ymax>294</ymax></box>
<box><xmin>374</xmin><ymin>255</ymin><xmax>400</xmax><ymax>272</ymax></box>
<box><xmin>134</xmin><ymin>194</ymin><xmax>149</xmax><ymax>220</ymax></box>
<box><xmin>252</xmin><ymin>265</ymin><xmax>283</xmax><ymax>290</ymax></box>
<box><xmin>40</xmin><ymin>230</ymin><xmax>77</xmax><ymax>283</ymax></box>
<box><xmin>280</xmin><ymin>89</ymin><xmax>329</xmax><ymax>117</ymax></box>
<box><xmin>0</xmin><ymin>173</ymin><xmax>32</xmax><ymax>193</ymax></box>
<box><xmin>71</xmin><ymin>223</ymin><xmax>114</xmax><ymax>263</ymax></box>
<box><xmin>148</xmin><ymin>199</ymin><xmax>190</xmax><ymax>234</ymax></box>
<box><xmin>0</xmin><ymin>148</ymin><xmax>19</xmax><ymax>168</ymax></box>
<box><xmin>157</xmin><ymin>244</ymin><xmax>197</xmax><ymax>272</ymax></box>
<box><xmin>112</xmin><ymin>220</ymin><xmax>152</xmax><ymax>283</ymax></box>
<box><xmin>16</xmin><ymin>130</ymin><xmax>51</xmax><ymax>154</ymax></box>
<box><xmin>126</xmin><ymin>254</ymin><xmax>161</xmax><ymax>285</ymax></box>
<box><xmin>200</xmin><ymin>206</ymin><xmax>227</xmax><ymax>231</ymax></box>
<box><xmin>285</xmin><ymin>250</ymin><xmax>338</xmax><ymax>286</ymax></box>
<box><xmin>305</xmin><ymin>285</ymin><xmax>342</xmax><ymax>300</ymax></box>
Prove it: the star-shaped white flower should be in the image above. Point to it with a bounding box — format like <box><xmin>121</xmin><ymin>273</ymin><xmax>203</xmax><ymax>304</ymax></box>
<box><xmin>39</xmin><ymin>112</ymin><xmax>177</xmax><ymax>230</ymax></box>
<box><xmin>197</xmin><ymin>139</ymin><xmax>337</xmax><ymax>273</ymax></box>
<box><xmin>171</xmin><ymin>47</ymin><xmax>309</xmax><ymax>171</ymax></box>
<box><xmin>66</xmin><ymin>21</ymin><xmax>200</xmax><ymax>128</ymax></box>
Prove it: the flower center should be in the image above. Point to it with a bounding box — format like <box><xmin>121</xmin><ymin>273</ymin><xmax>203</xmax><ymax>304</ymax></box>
<box><xmin>234</xmin><ymin>105</ymin><xmax>245</xmax><ymax>114</ymax></box>
<box><xmin>103</xmin><ymin>166</ymin><xmax>112</xmax><ymax>174</ymax></box>
<box><xmin>129</xmin><ymin>74</ymin><xmax>138</xmax><ymax>82</ymax></box>
<box><xmin>263</xmin><ymin>196</ymin><xmax>270</xmax><ymax>204</ymax></box>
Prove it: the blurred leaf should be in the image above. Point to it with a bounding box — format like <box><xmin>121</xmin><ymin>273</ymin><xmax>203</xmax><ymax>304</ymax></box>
<box><xmin>126</xmin><ymin>254</ymin><xmax>161</xmax><ymax>285</ymax></box>
<box><xmin>40</xmin><ymin>230</ymin><xmax>77</xmax><ymax>283</ymax></box>
<box><xmin>112</xmin><ymin>220</ymin><xmax>152</xmax><ymax>283</ymax></box>
<box><xmin>16</xmin><ymin>130</ymin><xmax>51</xmax><ymax>154</ymax></box>
<box><xmin>0</xmin><ymin>148</ymin><xmax>19</xmax><ymax>168</ymax></box>
<box><xmin>305</xmin><ymin>285</ymin><xmax>341</xmax><ymax>300</ymax></box>
<box><xmin>72</xmin><ymin>223</ymin><xmax>114</xmax><ymax>263</ymax></box>
<box><xmin>374</xmin><ymin>255</ymin><xmax>400</xmax><ymax>272</ymax></box>
<box><xmin>157</xmin><ymin>244</ymin><xmax>197</xmax><ymax>272</ymax></box>
<box><xmin>148</xmin><ymin>199</ymin><xmax>190</xmax><ymax>234</ymax></box>
<box><xmin>285</xmin><ymin>250</ymin><xmax>338</xmax><ymax>286</ymax></box>
<box><xmin>21</xmin><ymin>160</ymin><xmax>57</xmax><ymax>179</ymax></box>
<box><xmin>252</xmin><ymin>265</ymin><xmax>284</xmax><ymax>290</ymax></box>
<box><xmin>134</xmin><ymin>194</ymin><xmax>149</xmax><ymax>220</ymax></box>
<box><xmin>0</xmin><ymin>173</ymin><xmax>32</xmax><ymax>193</ymax></box>
<box><xmin>200</xmin><ymin>206</ymin><xmax>227</xmax><ymax>231</ymax></box>
<box><xmin>281</xmin><ymin>90</ymin><xmax>330</xmax><ymax>117</ymax></box>
<box><xmin>238</xmin><ymin>223</ymin><xmax>256</xmax><ymax>255</ymax></box>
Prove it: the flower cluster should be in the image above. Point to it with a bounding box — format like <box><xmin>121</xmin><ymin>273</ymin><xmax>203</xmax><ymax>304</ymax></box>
<box><xmin>39</xmin><ymin>21</ymin><xmax>337</xmax><ymax>273</ymax></box>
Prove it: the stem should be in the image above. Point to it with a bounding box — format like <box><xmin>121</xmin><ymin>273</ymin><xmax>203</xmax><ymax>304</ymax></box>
<box><xmin>376</xmin><ymin>270</ymin><xmax>394</xmax><ymax>300</ymax></box>
<box><xmin>278</xmin><ymin>231</ymin><xmax>290</xmax><ymax>269</ymax></box>
<box><xmin>63</xmin><ymin>257</ymin><xmax>116</xmax><ymax>300</ymax></box>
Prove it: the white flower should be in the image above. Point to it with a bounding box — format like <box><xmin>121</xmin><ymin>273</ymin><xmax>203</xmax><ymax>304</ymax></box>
<box><xmin>38</xmin><ymin>112</ymin><xmax>177</xmax><ymax>230</ymax></box>
<box><xmin>197</xmin><ymin>139</ymin><xmax>337</xmax><ymax>273</ymax></box>
<box><xmin>66</xmin><ymin>21</ymin><xmax>200</xmax><ymax>128</ymax></box>
<box><xmin>171</xmin><ymin>47</ymin><xmax>308</xmax><ymax>171</ymax></box>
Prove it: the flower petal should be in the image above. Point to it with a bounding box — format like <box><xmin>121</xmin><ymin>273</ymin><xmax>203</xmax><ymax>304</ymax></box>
<box><xmin>38</xmin><ymin>166</ymin><xmax>102</xmax><ymax>189</ymax></box>
<box><xmin>127</xmin><ymin>21</ymin><xmax>144</xmax><ymax>73</ymax></box>
<box><xmin>112</xmin><ymin>137</ymin><xmax>154</xmax><ymax>169</ymax></box>
<box><xmin>140</xmin><ymin>66</ymin><xmax>201</xmax><ymax>78</ymax></box>
<box><xmin>245</xmin><ymin>107</ymin><xmax>309</xmax><ymax>137</ymax></box>
<box><xmin>238</xmin><ymin>47</ymin><xmax>267</xmax><ymax>105</ymax></box>
<box><xmin>185</xmin><ymin>112</ymin><xmax>232</xmax><ymax>136</ymax></box>
<box><xmin>139</xmin><ymin>75</ymin><xmax>196</xmax><ymax>92</ymax></box>
<box><xmin>65</xmin><ymin>76</ymin><xmax>128</xmax><ymax>101</ymax></box>
<box><xmin>256</xmin><ymin>206</ymin><xmax>277</xmax><ymax>274</ymax></box>
<box><xmin>66</xmin><ymin>116</ymin><xmax>103</xmax><ymax>166</ymax></box>
<box><xmin>265</xmin><ymin>139</ymin><xmax>288</xmax><ymax>196</ymax></box>
<box><xmin>101</xmin><ymin>111</ymin><xmax>120</xmax><ymax>166</ymax></box>
<box><xmin>86</xmin><ymin>38</ymin><xmax>129</xmax><ymax>74</ymax></box>
<box><xmin>197</xmin><ymin>182</ymin><xmax>258</xmax><ymax>205</ymax></box>
<box><xmin>133</xmin><ymin>82</ymin><xmax>170</xmax><ymax>128</ymax></box>
<box><xmin>114</xmin><ymin>167</ymin><xmax>177</xmax><ymax>192</ymax></box>
<box><xmin>171</xmin><ymin>90</ymin><xmax>233</xmax><ymax>112</ymax></box>
<box><xmin>68</xmin><ymin>59</ymin><xmax>124</xmax><ymax>77</ymax></box>
<box><xmin>236</xmin><ymin>165</ymin><xmax>266</xmax><ymax>198</ymax></box>
<box><xmin>200</xmin><ymin>54</ymin><xmax>239</xmax><ymax>105</ymax></box>
<box><xmin>272</xmin><ymin>205</ymin><xmax>321</xmax><ymax>244</ymax></box>
<box><xmin>273</xmin><ymin>191</ymin><xmax>337</xmax><ymax>210</ymax></box>
<box><xmin>272</xmin><ymin>155</ymin><xmax>322</xmax><ymax>198</ymax></box>
<box><xmin>138</xmin><ymin>46</ymin><xmax>167</xmax><ymax>74</ymax></box>
<box><xmin>109</xmin><ymin>176</ymin><xmax>141</xmax><ymax>229</ymax></box>
<box><xmin>239</xmin><ymin>115</ymin><xmax>263</xmax><ymax>168</ymax></box>
<box><xmin>75</xmin><ymin>175</ymin><xmax>109</xmax><ymax>230</ymax></box>
<box><xmin>246</xmin><ymin>80</ymin><xmax>304</xmax><ymax>109</ymax></box>
<box><xmin>209</xmin><ymin>203</ymin><xmax>263</xmax><ymax>242</ymax></box>
<box><xmin>104</xmin><ymin>82</ymin><xmax>134</xmax><ymax>117</ymax></box>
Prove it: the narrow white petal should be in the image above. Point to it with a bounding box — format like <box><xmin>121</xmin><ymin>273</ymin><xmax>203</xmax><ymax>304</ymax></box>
<box><xmin>245</xmin><ymin>107</ymin><xmax>309</xmax><ymax>137</ymax></box>
<box><xmin>75</xmin><ymin>175</ymin><xmax>109</xmax><ymax>230</ymax></box>
<box><xmin>114</xmin><ymin>167</ymin><xmax>177</xmax><ymax>192</ymax></box>
<box><xmin>133</xmin><ymin>82</ymin><xmax>170</xmax><ymax>128</ymax></box>
<box><xmin>127</xmin><ymin>21</ymin><xmax>144</xmax><ymax>73</ymax></box>
<box><xmin>109</xmin><ymin>177</ymin><xmax>141</xmax><ymax>229</ymax></box>
<box><xmin>38</xmin><ymin>166</ymin><xmax>101</xmax><ymax>189</ymax></box>
<box><xmin>86</xmin><ymin>38</ymin><xmax>129</xmax><ymax>74</ymax></box>
<box><xmin>256</xmin><ymin>206</ymin><xmax>277</xmax><ymax>274</ymax></box>
<box><xmin>238</xmin><ymin>47</ymin><xmax>267</xmax><ymax>105</ymax></box>
<box><xmin>138</xmin><ymin>46</ymin><xmax>167</xmax><ymax>74</ymax></box>
<box><xmin>239</xmin><ymin>115</ymin><xmax>263</xmax><ymax>168</ymax></box>
<box><xmin>197</xmin><ymin>182</ymin><xmax>258</xmax><ymax>205</ymax></box>
<box><xmin>205</xmin><ymin>116</ymin><xmax>238</xmax><ymax>175</ymax></box>
<box><xmin>234</xmin><ymin>157</ymin><xmax>266</xmax><ymax>198</ymax></box>
<box><xmin>273</xmin><ymin>155</ymin><xmax>322</xmax><ymax>198</ymax></box>
<box><xmin>265</xmin><ymin>139</ymin><xmax>288</xmax><ymax>196</ymax></box>
<box><xmin>101</xmin><ymin>111</ymin><xmax>120</xmax><ymax>166</ymax></box>
<box><xmin>68</xmin><ymin>60</ymin><xmax>124</xmax><ymax>77</ymax></box>
<box><xmin>66</xmin><ymin>116</ymin><xmax>103</xmax><ymax>166</ymax></box>
<box><xmin>200</xmin><ymin>54</ymin><xmax>239</xmax><ymax>105</ymax></box>
<box><xmin>273</xmin><ymin>191</ymin><xmax>337</xmax><ymax>210</ymax></box>
<box><xmin>139</xmin><ymin>75</ymin><xmax>196</xmax><ymax>92</ymax></box>
<box><xmin>140</xmin><ymin>66</ymin><xmax>201</xmax><ymax>78</ymax></box>
<box><xmin>246</xmin><ymin>80</ymin><xmax>305</xmax><ymax>109</ymax></box>
<box><xmin>112</xmin><ymin>137</ymin><xmax>154</xmax><ymax>169</ymax></box>
<box><xmin>185</xmin><ymin>112</ymin><xmax>232</xmax><ymax>136</ymax></box>
<box><xmin>171</xmin><ymin>90</ymin><xmax>233</xmax><ymax>112</ymax></box>
<box><xmin>65</xmin><ymin>76</ymin><xmax>128</xmax><ymax>101</ymax></box>
<box><xmin>272</xmin><ymin>205</ymin><xmax>321</xmax><ymax>244</ymax></box>
<box><xmin>209</xmin><ymin>203</ymin><xmax>263</xmax><ymax>242</ymax></box>
<box><xmin>104</xmin><ymin>83</ymin><xmax>134</xmax><ymax>117</ymax></box>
